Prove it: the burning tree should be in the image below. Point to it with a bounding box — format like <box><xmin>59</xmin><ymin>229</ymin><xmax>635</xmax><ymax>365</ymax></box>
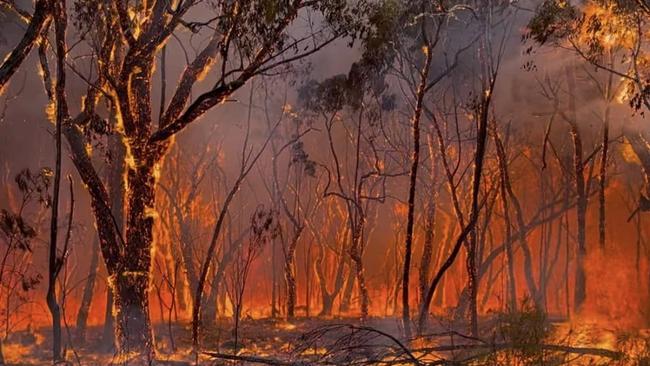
<box><xmin>528</xmin><ymin>0</ymin><xmax>650</xmax><ymax>313</ymax></box>
<box><xmin>0</xmin><ymin>0</ymin><xmax>371</xmax><ymax>361</ymax></box>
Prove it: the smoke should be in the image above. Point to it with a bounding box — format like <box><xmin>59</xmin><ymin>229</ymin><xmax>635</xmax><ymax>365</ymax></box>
<box><xmin>0</xmin><ymin>1</ymin><xmax>648</xmax><ymax>333</ymax></box>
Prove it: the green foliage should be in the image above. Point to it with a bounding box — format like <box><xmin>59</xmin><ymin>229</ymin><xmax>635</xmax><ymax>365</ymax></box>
<box><xmin>479</xmin><ymin>298</ymin><xmax>553</xmax><ymax>365</ymax></box>
<box><xmin>290</xmin><ymin>140</ymin><xmax>316</xmax><ymax>177</ymax></box>
<box><xmin>298</xmin><ymin>75</ymin><xmax>355</xmax><ymax>112</ymax></box>
<box><xmin>250</xmin><ymin>205</ymin><xmax>280</xmax><ymax>251</ymax></box>
<box><xmin>1</xmin><ymin>168</ymin><xmax>52</xmax><ymax>252</ymax></box>
<box><xmin>0</xmin><ymin>168</ymin><xmax>50</xmax><ymax>297</ymax></box>
<box><xmin>498</xmin><ymin>300</ymin><xmax>547</xmax><ymax>350</ymax></box>
<box><xmin>358</xmin><ymin>0</ymin><xmax>403</xmax><ymax>76</ymax></box>
<box><xmin>14</xmin><ymin>167</ymin><xmax>52</xmax><ymax>208</ymax></box>
<box><xmin>528</xmin><ymin>0</ymin><xmax>649</xmax><ymax>112</ymax></box>
<box><xmin>527</xmin><ymin>0</ymin><xmax>578</xmax><ymax>45</ymax></box>
<box><xmin>0</xmin><ymin>209</ymin><xmax>36</xmax><ymax>251</ymax></box>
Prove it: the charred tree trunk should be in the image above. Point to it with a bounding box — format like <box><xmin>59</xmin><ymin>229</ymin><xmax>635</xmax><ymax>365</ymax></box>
<box><xmin>598</xmin><ymin>97</ymin><xmax>610</xmax><ymax>251</ymax></box>
<box><xmin>305</xmin><ymin>243</ymin><xmax>312</xmax><ymax>317</ymax></box>
<box><xmin>112</xmin><ymin>166</ymin><xmax>157</xmax><ymax>362</ymax></box>
<box><xmin>178</xmin><ymin>220</ymin><xmax>197</xmax><ymax>312</ymax></box>
<box><xmin>76</xmin><ymin>235</ymin><xmax>100</xmax><ymax>344</ymax></box>
<box><xmin>101</xmin><ymin>127</ymin><xmax>125</xmax><ymax>352</ymax></box>
<box><xmin>418</xmin><ymin>78</ymin><xmax>494</xmax><ymax>334</ymax></box>
<box><xmin>316</xmin><ymin>232</ymin><xmax>347</xmax><ymax>316</ymax></box>
<box><xmin>565</xmin><ymin>67</ymin><xmax>587</xmax><ymax>312</ymax></box>
<box><xmin>272</xmin><ymin>237</ymin><xmax>278</xmax><ymax>318</ymax></box>
<box><xmin>284</xmin><ymin>231</ymin><xmax>301</xmax><ymax>318</ymax></box>
<box><xmin>433</xmin><ymin>220</ymin><xmax>455</xmax><ymax>308</ymax></box>
<box><xmin>315</xmin><ymin>242</ymin><xmax>330</xmax><ymax>315</ymax></box>
<box><xmin>493</xmin><ymin>129</ymin><xmax>517</xmax><ymax>310</ymax></box>
<box><xmin>103</xmin><ymin>289</ymin><xmax>115</xmax><ymax>351</ymax></box>
<box><xmin>112</xmin><ymin>271</ymin><xmax>154</xmax><ymax>362</ymax></box>
<box><xmin>46</xmin><ymin>3</ymin><xmax>67</xmax><ymax>361</ymax></box>
<box><xmin>418</xmin><ymin>200</ymin><xmax>436</xmax><ymax>307</ymax></box>
<box><xmin>0</xmin><ymin>0</ymin><xmax>52</xmax><ymax>90</ymax></box>
<box><xmin>402</xmin><ymin>38</ymin><xmax>431</xmax><ymax>337</ymax></box>
<box><xmin>340</xmin><ymin>258</ymin><xmax>356</xmax><ymax>313</ymax></box>
<box><xmin>203</xmin><ymin>231</ymin><xmax>243</xmax><ymax>326</ymax></box>
<box><xmin>493</xmin><ymin>126</ymin><xmax>540</xmax><ymax>308</ymax></box>
<box><xmin>203</xmin><ymin>279</ymin><xmax>220</xmax><ymax>326</ymax></box>
<box><xmin>350</xmin><ymin>227</ymin><xmax>369</xmax><ymax>319</ymax></box>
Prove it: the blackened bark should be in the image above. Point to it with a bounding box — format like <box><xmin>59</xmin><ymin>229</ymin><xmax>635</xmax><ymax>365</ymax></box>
<box><xmin>46</xmin><ymin>2</ymin><xmax>67</xmax><ymax>361</ymax></box>
<box><xmin>76</xmin><ymin>235</ymin><xmax>100</xmax><ymax>344</ymax></box>
<box><xmin>493</xmin><ymin>128</ymin><xmax>540</xmax><ymax>308</ymax></box>
<box><xmin>565</xmin><ymin>67</ymin><xmax>587</xmax><ymax>312</ymax></box>
<box><xmin>315</xmin><ymin>230</ymin><xmax>347</xmax><ymax>316</ymax></box>
<box><xmin>284</xmin><ymin>239</ymin><xmax>298</xmax><ymax>318</ymax></box>
<box><xmin>102</xmin><ymin>289</ymin><xmax>115</xmax><ymax>351</ymax></box>
<box><xmin>402</xmin><ymin>39</ymin><xmax>432</xmax><ymax>337</ymax></box>
<box><xmin>193</xmin><ymin>174</ymin><xmax>247</xmax><ymax>349</ymax></box>
<box><xmin>418</xmin><ymin>83</ymin><xmax>493</xmax><ymax>334</ymax></box>
<box><xmin>113</xmin><ymin>166</ymin><xmax>156</xmax><ymax>362</ymax></box>
<box><xmin>179</xmin><ymin>219</ymin><xmax>198</xmax><ymax>308</ymax></box>
<box><xmin>102</xmin><ymin>130</ymin><xmax>125</xmax><ymax>352</ymax></box>
<box><xmin>0</xmin><ymin>0</ymin><xmax>52</xmax><ymax>90</ymax></box>
<box><xmin>340</xmin><ymin>259</ymin><xmax>355</xmax><ymax>313</ymax></box>
<box><xmin>350</xmin><ymin>231</ymin><xmax>369</xmax><ymax>319</ymax></box>
<box><xmin>598</xmin><ymin>108</ymin><xmax>610</xmax><ymax>251</ymax></box>
<box><xmin>418</xmin><ymin>200</ymin><xmax>436</xmax><ymax>307</ymax></box>
<box><xmin>113</xmin><ymin>271</ymin><xmax>155</xmax><ymax>363</ymax></box>
<box><xmin>493</xmin><ymin>128</ymin><xmax>517</xmax><ymax>310</ymax></box>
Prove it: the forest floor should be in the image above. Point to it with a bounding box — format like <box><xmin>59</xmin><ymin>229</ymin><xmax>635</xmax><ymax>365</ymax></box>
<box><xmin>4</xmin><ymin>315</ymin><xmax>649</xmax><ymax>365</ymax></box>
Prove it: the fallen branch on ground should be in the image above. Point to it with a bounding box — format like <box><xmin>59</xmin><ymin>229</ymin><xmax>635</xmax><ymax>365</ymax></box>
<box><xmin>415</xmin><ymin>343</ymin><xmax>623</xmax><ymax>360</ymax></box>
<box><xmin>203</xmin><ymin>352</ymin><xmax>298</xmax><ymax>365</ymax></box>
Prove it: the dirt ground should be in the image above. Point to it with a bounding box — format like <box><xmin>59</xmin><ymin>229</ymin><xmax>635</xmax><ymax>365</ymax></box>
<box><xmin>3</xmin><ymin>316</ymin><xmax>645</xmax><ymax>365</ymax></box>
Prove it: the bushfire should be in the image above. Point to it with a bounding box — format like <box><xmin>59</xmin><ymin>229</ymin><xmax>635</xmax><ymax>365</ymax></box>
<box><xmin>0</xmin><ymin>0</ymin><xmax>649</xmax><ymax>365</ymax></box>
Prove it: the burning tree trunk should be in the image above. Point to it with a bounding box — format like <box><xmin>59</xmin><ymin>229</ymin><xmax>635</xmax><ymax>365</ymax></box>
<box><xmin>2</xmin><ymin>0</ymin><xmax>388</xmax><ymax>359</ymax></box>
<box><xmin>0</xmin><ymin>0</ymin><xmax>52</xmax><ymax>90</ymax></box>
<box><xmin>114</xmin><ymin>166</ymin><xmax>157</xmax><ymax>361</ymax></box>
<box><xmin>402</xmin><ymin>35</ymin><xmax>433</xmax><ymax>337</ymax></box>
<box><xmin>102</xmin><ymin>127</ymin><xmax>125</xmax><ymax>352</ymax></box>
